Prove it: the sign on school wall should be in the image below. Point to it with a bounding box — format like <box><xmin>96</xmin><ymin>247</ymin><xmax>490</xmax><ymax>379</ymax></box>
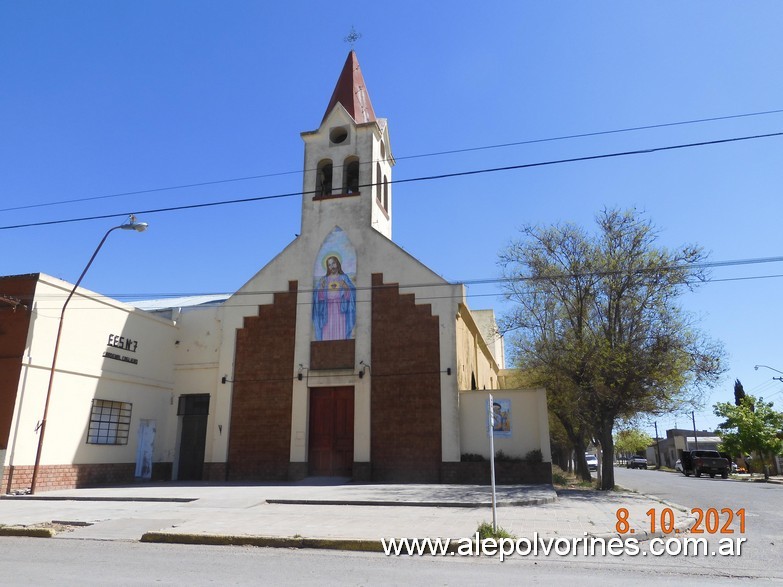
<box><xmin>102</xmin><ymin>333</ymin><xmax>139</xmax><ymax>365</ymax></box>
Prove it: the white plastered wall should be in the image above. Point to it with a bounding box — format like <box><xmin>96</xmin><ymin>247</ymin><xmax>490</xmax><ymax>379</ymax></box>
<box><xmin>470</xmin><ymin>309</ymin><xmax>505</xmax><ymax>370</ymax></box>
<box><xmin>7</xmin><ymin>275</ymin><xmax>177</xmax><ymax>469</ymax></box>
<box><xmin>455</xmin><ymin>305</ymin><xmax>501</xmax><ymax>392</ymax></box>
<box><xmin>458</xmin><ymin>388</ymin><xmax>551</xmax><ymax>461</ymax></box>
<box><xmin>170</xmin><ymin>305</ymin><xmax>223</xmax><ymax>467</ymax></box>
<box><xmin>301</xmin><ymin>106</ymin><xmax>394</xmax><ymax>240</ymax></box>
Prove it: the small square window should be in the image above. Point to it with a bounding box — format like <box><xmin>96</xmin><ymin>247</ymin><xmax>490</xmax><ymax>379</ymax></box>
<box><xmin>87</xmin><ymin>399</ymin><xmax>132</xmax><ymax>445</ymax></box>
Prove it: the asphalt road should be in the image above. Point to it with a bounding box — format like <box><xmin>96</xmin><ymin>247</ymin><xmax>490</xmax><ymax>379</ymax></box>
<box><xmin>0</xmin><ymin>469</ymin><xmax>779</xmax><ymax>584</ymax></box>
<box><xmin>613</xmin><ymin>466</ymin><xmax>780</xmax><ymax>567</ymax></box>
<box><xmin>0</xmin><ymin>536</ymin><xmax>774</xmax><ymax>586</ymax></box>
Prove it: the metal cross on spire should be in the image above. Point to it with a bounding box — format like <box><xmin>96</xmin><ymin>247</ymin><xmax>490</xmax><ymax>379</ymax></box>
<box><xmin>344</xmin><ymin>26</ymin><xmax>362</xmax><ymax>49</ymax></box>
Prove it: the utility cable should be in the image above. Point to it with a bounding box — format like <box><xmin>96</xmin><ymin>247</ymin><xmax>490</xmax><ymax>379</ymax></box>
<box><xmin>23</xmin><ymin>257</ymin><xmax>783</xmax><ymax>310</ymax></box>
<box><xmin>3</xmin><ymin>130</ymin><xmax>782</xmax><ymax>232</ymax></box>
<box><xmin>4</xmin><ymin>108</ymin><xmax>782</xmax><ymax>214</ymax></box>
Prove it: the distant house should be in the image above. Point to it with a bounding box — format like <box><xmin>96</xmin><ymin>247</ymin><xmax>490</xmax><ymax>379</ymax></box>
<box><xmin>646</xmin><ymin>429</ymin><xmax>720</xmax><ymax>467</ymax></box>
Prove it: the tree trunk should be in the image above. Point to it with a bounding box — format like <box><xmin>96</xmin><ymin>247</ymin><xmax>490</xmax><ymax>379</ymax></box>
<box><xmin>597</xmin><ymin>423</ymin><xmax>615</xmax><ymax>490</ymax></box>
<box><xmin>572</xmin><ymin>437</ymin><xmax>591</xmax><ymax>482</ymax></box>
<box><xmin>556</xmin><ymin>413</ymin><xmax>591</xmax><ymax>482</ymax></box>
<box><xmin>759</xmin><ymin>452</ymin><xmax>770</xmax><ymax>480</ymax></box>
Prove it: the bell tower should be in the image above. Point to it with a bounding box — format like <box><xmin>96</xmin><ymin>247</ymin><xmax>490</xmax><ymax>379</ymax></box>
<box><xmin>300</xmin><ymin>51</ymin><xmax>394</xmax><ymax>239</ymax></box>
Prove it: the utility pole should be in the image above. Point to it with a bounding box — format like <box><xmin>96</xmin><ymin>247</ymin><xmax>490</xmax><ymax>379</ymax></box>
<box><xmin>691</xmin><ymin>411</ymin><xmax>699</xmax><ymax>451</ymax></box>
<box><xmin>654</xmin><ymin>421</ymin><xmax>663</xmax><ymax>469</ymax></box>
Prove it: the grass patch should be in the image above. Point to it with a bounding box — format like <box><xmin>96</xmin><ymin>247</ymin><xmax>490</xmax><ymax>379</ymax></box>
<box><xmin>552</xmin><ymin>469</ymin><xmax>569</xmax><ymax>486</ymax></box>
<box><xmin>476</xmin><ymin>521</ymin><xmax>515</xmax><ymax>540</ymax></box>
<box><xmin>0</xmin><ymin>525</ymin><xmax>57</xmax><ymax>538</ymax></box>
<box><xmin>552</xmin><ymin>465</ymin><xmax>597</xmax><ymax>490</ymax></box>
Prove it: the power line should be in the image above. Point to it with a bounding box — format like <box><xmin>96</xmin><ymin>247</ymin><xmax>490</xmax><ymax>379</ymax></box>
<box><xmin>394</xmin><ymin>108</ymin><xmax>783</xmax><ymax>162</ymax></box>
<box><xmin>27</xmin><ymin>254</ymin><xmax>783</xmax><ymax>298</ymax></box>
<box><xmin>4</xmin><ymin>108</ymin><xmax>782</xmax><ymax>214</ymax></box>
<box><xmin>748</xmin><ymin>380</ymin><xmax>781</xmax><ymax>395</ymax></box>
<box><xmin>4</xmin><ymin>107</ymin><xmax>782</xmax><ymax>215</ymax></box>
<box><xmin>3</xmin><ymin>130</ymin><xmax>782</xmax><ymax>232</ymax></box>
<box><xmin>23</xmin><ymin>255</ymin><xmax>783</xmax><ymax>309</ymax></box>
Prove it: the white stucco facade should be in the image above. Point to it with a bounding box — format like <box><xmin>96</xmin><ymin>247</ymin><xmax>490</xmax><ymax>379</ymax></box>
<box><xmin>3</xmin><ymin>275</ymin><xmax>177</xmax><ymax>486</ymax></box>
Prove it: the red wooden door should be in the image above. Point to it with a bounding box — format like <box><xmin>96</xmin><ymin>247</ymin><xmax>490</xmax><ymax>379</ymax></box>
<box><xmin>308</xmin><ymin>387</ymin><xmax>354</xmax><ymax>476</ymax></box>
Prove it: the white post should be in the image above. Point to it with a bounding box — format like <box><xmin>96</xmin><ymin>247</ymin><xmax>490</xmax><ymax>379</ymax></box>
<box><xmin>488</xmin><ymin>393</ymin><xmax>498</xmax><ymax>532</ymax></box>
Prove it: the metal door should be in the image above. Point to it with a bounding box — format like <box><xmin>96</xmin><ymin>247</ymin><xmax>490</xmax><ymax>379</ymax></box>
<box><xmin>177</xmin><ymin>394</ymin><xmax>210</xmax><ymax>481</ymax></box>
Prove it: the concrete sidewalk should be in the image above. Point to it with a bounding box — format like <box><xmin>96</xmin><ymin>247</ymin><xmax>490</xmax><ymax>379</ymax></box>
<box><xmin>0</xmin><ymin>480</ymin><xmax>696</xmax><ymax>550</ymax></box>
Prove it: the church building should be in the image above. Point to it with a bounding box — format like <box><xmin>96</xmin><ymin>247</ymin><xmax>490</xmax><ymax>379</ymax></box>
<box><xmin>1</xmin><ymin>52</ymin><xmax>551</xmax><ymax>493</ymax></box>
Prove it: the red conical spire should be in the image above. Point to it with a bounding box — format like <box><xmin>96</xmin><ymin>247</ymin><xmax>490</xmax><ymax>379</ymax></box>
<box><xmin>322</xmin><ymin>51</ymin><xmax>377</xmax><ymax>124</ymax></box>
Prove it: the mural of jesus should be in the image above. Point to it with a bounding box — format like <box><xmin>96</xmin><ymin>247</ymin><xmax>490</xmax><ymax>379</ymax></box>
<box><xmin>312</xmin><ymin>255</ymin><xmax>356</xmax><ymax>341</ymax></box>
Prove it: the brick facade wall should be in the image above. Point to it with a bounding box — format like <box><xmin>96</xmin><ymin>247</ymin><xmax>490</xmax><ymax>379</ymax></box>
<box><xmin>310</xmin><ymin>339</ymin><xmax>355</xmax><ymax>369</ymax></box>
<box><xmin>0</xmin><ymin>275</ymin><xmax>37</xmax><ymax>451</ymax></box>
<box><xmin>227</xmin><ymin>281</ymin><xmax>297</xmax><ymax>480</ymax></box>
<box><xmin>2</xmin><ymin>462</ymin><xmax>172</xmax><ymax>494</ymax></box>
<box><xmin>202</xmin><ymin>462</ymin><xmax>227</xmax><ymax>481</ymax></box>
<box><xmin>370</xmin><ymin>274</ymin><xmax>442</xmax><ymax>482</ymax></box>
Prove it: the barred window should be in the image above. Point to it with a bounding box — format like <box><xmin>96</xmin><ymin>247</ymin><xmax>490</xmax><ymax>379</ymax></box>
<box><xmin>87</xmin><ymin>399</ymin><xmax>132</xmax><ymax>445</ymax></box>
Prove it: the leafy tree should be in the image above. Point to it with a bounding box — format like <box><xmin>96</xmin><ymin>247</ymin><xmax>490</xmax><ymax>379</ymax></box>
<box><xmin>734</xmin><ymin>379</ymin><xmax>747</xmax><ymax>407</ymax></box>
<box><xmin>499</xmin><ymin>208</ymin><xmax>725</xmax><ymax>490</ymax></box>
<box><xmin>614</xmin><ymin>428</ymin><xmax>654</xmax><ymax>459</ymax></box>
<box><xmin>509</xmin><ymin>367</ymin><xmax>593</xmax><ymax>480</ymax></box>
<box><xmin>714</xmin><ymin>395</ymin><xmax>783</xmax><ymax>479</ymax></box>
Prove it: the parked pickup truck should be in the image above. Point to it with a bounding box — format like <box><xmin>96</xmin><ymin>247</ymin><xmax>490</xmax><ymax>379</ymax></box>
<box><xmin>679</xmin><ymin>450</ymin><xmax>730</xmax><ymax>479</ymax></box>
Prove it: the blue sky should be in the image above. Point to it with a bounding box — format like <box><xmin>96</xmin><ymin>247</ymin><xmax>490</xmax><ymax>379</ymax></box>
<box><xmin>2</xmin><ymin>2</ymin><xmax>782</xmax><ymax>436</ymax></box>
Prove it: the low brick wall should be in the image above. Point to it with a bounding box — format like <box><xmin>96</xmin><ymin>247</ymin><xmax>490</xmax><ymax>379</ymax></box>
<box><xmin>202</xmin><ymin>462</ymin><xmax>227</xmax><ymax>481</ymax></box>
<box><xmin>441</xmin><ymin>461</ymin><xmax>553</xmax><ymax>485</ymax></box>
<box><xmin>287</xmin><ymin>462</ymin><xmax>308</xmax><ymax>481</ymax></box>
<box><xmin>2</xmin><ymin>462</ymin><xmax>172</xmax><ymax>494</ymax></box>
<box><xmin>352</xmin><ymin>462</ymin><xmax>372</xmax><ymax>482</ymax></box>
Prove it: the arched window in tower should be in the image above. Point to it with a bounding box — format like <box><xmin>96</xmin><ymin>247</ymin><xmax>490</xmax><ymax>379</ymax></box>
<box><xmin>316</xmin><ymin>160</ymin><xmax>333</xmax><ymax>197</ymax></box>
<box><xmin>376</xmin><ymin>162</ymin><xmax>382</xmax><ymax>203</ymax></box>
<box><xmin>343</xmin><ymin>157</ymin><xmax>360</xmax><ymax>194</ymax></box>
<box><xmin>383</xmin><ymin>176</ymin><xmax>389</xmax><ymax>211</ymax></box>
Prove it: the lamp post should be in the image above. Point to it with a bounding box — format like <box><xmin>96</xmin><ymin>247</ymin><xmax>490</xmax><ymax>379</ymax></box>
<box><xmin>754</xmin><ymin>364</ymin><xmax>783</xmax><ymax>379</ymax></box>
<box><xmin>754</xmin><ymin>364</ymin><xmax>783</xmax><ymax>385</ymax></box>
<box><xmin>29</xmin><ymin>215</ymin><xmax>148</xmax><ymax>494</ymax></box>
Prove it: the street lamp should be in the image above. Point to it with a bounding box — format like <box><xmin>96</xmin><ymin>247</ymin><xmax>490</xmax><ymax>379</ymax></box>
<box><xmin>754</xmin><ymin>365</ymin><xmax>783</xmax><ymax>385</ymax></box>
<box><xmin>29</xmin><ymin>215</ymin><xmax>148</xmax><ymax>494</ymax></box>
<box><xmin>754</xmin><ymin>364</ymin><xmax>783</xmax><ymax>376</ymax></box>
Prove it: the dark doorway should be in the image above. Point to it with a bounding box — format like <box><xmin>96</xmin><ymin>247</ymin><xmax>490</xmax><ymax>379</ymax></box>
<box><xmin>308</xmin><ymin>387</ymin><xmax>354</xmax><ymax>476</ymax></box>
<box><xmin>177</xmin><ymin>394</ymin><xmax>210</xmax><ymax>481</ymax></box>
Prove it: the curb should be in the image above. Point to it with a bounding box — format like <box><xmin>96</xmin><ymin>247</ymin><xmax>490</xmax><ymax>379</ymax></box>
<box><xmin>265</xmin><ymin>496</ymin><xmax>557</xmax><ymax>508</ymax></box>
<box><xmin>0</xmin><ymin>495</ymin><xmax>195</xmax><ymax>503</ymax></box>
<box><xmin>141</xmin><ymin>532</ymin><xmax>387</xmax><ymax>552</ymax></box>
